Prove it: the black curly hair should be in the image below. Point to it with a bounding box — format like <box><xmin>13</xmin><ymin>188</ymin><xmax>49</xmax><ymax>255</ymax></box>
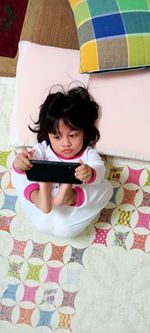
<box><xmin>29</xmin><ymin>86</ymin><xmax>100</xmax><ymax>149</ymax></box>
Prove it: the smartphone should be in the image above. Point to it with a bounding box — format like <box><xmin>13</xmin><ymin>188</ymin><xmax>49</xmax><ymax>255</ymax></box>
<box><xmin>26</xmin><ymin>160</ymin><xmax>82</xmax><ymax>184</ymax></box>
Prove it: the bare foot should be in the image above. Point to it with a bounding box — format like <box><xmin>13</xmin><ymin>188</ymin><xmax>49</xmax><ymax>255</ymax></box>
<box><xmin>53</xmin><ymin>183</ymin><xmax>76</xmax><ymax>207</ymax></box>
<box><xmin>31</xmin><ymin>182</ymin><xmax>52</xmax><ymax>213</ymax></box>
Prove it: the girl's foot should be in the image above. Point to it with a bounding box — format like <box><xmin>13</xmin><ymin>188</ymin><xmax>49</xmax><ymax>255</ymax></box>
<box><xmin>53</xmin><ymin>183</ymin><xmax>76</xmax><ymax>207</ymax></box>
<box><xmin>31</xmin><ymin>182</ymin><xmax>52</xmax><ymax>213</ymax></box>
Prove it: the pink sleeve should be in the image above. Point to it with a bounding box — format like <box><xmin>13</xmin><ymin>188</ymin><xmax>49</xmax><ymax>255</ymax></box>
<box><xmin>70</xmin><ymin>186</ymin><xmax>85</xmax><ymax>207</ymax></box>
<box><xmin>24</xmin><ymin>183</ymin><xmax>39</xmax><ymax>202</ymax></box>
<box><xmin>85</xmin><ymin>168</ymin><xmax>96</xmax><ymax>184</ymax></box>
<box><xmin>12</xmin><ymin>162</ymin><xmax>25</xmax><ymax>174</ymax></box>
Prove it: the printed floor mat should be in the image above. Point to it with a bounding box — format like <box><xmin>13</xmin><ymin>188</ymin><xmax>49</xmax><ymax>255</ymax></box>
<box><xmin>0</xmin><ymin>150</ymin><xmax>150</xmax><ymax>333</ymax></box>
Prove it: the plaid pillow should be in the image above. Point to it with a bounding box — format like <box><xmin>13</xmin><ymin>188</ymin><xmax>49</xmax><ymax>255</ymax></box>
<box><xmin>69</xmin><ymin>0</ymin><xmax>150</xmax><ymax>73</ymax></box>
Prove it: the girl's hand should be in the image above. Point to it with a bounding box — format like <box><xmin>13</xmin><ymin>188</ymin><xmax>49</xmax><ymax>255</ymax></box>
<box><xmin>75</xmin><ymin>161</ymin><xmax>93</xmax><ymax>183</ymax></box>
<box><xmin>14</xmin><ymin>149</ymin><xmax>34</xmax><ymax>171</ymax></box>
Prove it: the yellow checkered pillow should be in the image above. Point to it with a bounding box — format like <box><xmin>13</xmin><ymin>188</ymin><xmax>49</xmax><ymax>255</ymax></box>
<box><xmin>69</xmin><ymin>0</ymin><xmax>150</xmax><ymax>73</ymax></box>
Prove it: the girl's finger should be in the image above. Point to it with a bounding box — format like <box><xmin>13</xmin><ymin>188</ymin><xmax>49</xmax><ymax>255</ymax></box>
<box><xmin>20</xmin><ymin>155</ymin><xmax>32</xmax><ymax>167</ymax></box>
<box><xmin>21</xmin><ymin>149</ymin><xmax>33</xmax><ymax>160</ymax></box>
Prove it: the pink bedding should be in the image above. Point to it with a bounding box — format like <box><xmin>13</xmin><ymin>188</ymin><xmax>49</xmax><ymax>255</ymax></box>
<box><xmin>10</xmin><ymin>41</ymin><xmax>150</xmax><ymax>161</ymax></box>
<box><xmin>89</xmin><ymin>70</ymin><xmax>150</xmax><ymax>161</ymax></box>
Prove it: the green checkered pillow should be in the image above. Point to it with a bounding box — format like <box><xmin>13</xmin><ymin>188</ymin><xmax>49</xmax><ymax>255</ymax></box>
<box><xmin>69</xmin><ymin>0</ymin><xmax>150</xmax><ymax>73</ymax></box>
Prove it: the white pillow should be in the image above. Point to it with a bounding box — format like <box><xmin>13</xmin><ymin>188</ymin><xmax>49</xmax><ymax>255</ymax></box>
<box><xmin>89</xmin><ymin>70</ymin><xmax>150</xmax><ymax>161</ymax></box>
<box><xmin>10</xmin><ymin>41</ymin><xmax>89</xmax><ymax>146</ymax></box>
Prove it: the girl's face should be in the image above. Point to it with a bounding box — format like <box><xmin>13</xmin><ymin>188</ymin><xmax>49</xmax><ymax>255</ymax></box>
<box><xmin>48</xmin><ymin>120</ymin><xmax>84</xmax><ymax>158</ymax></box>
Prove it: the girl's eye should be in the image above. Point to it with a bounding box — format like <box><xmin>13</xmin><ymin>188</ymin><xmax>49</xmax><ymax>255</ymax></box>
<box><xmin>70</xmin><ymin>133</ymin><xmax>78</xmax><ymax>138</ymax></box>
<box><xmin>53</xmin><ymin>135</ymin><xmax>61</xmax><ymax>140</ymax></box>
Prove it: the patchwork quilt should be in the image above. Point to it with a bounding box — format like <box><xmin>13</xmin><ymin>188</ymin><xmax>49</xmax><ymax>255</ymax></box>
<box><xmin>0</xmin><ymin>150</ymin><xmax>150</xmax><ymax>332</ymax></box>
<box><xmin>1</xmin><ymin>22</ymin><xmax>150</xmax><ymax>333</ymax></box>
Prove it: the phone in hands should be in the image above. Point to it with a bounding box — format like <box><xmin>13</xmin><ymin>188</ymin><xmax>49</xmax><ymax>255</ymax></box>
<box><xmin>26</xmin><ymin>160</ymin><xmax>82</xmax><ymax>184</ymax></box>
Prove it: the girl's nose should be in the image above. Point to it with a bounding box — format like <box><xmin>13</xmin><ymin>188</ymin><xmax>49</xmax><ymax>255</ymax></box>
<box><xmin>62</xmin><ymin>137</ymin><xmax>71</xmax><ymax>146</ymax></box>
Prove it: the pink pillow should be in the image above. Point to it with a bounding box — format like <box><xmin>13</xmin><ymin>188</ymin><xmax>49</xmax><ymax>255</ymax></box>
<box><xmin>10</xmin><ymin>41</ymin><xmax>89</xmax><ymax>146</ymax></box>
<box><xmin>11</xmin><ymin>41</ymin><xmax>150</xmax><ymax>161</ymax></box>
<box><xmin>89</xmin><ymin>70</ymin><xmax>150</xmax><ymax>161</ymax></box>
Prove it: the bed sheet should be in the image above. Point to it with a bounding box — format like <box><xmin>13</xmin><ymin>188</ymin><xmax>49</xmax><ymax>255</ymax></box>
<box><xmin>0</xmin><ymin>77</ymin><xmax>150</xmax><ymax>333</ymax></box>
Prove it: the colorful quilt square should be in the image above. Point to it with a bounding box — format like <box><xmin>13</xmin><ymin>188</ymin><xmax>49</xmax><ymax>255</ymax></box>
<box><xmin>97</xmin><ymin>37</ymin><xmax>128</xmax><ymax>71</ymax></box>
<box><xmin>92</xmin><ymin>14</ymin><xmax>125</xmax><ymax>39</ymax></box>
<box><xmin>70</xmin><ymin>0</ymin><xmax>81</xmax><ymax>7</ymax></box>
<box><xmin>128</xmin><ymin>35</ymin><xmax>147</xmax><ymax>67</ymax></box>
<box><xmin>117</xmin><ymin>0</ymin><xmax>149</xmax><ymax>11</ymax></box>
<box><xmin>122</xmin><ymin>12</ymin><xmax>150</xmax><ymax>34</ymax></box>
<box><xmin>78</xmin><ymin>20</ymin><xmax>95</xmax><ymax>46</ymax></box>
<box><xmin>141</xmin><ymin>36</ymin><xmax>150</xmax><ymax>66</ymax></box>
<box><xmin>80</xmin><ymin>40</ymin><xmax>99</xmax><ymax>72</ymax></box>
<box><xmin>87</xmin><ymin>0</ymin><xmax>119</xmax><ymax>16</ymax></box>
<box><xmin>73</xmin><ymin>1</ymin><xmax>90</xmax><ymax>27</ymax></box>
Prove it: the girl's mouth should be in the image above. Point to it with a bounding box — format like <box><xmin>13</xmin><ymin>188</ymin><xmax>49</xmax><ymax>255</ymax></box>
<box><xmin>62</xmin><ymin>149</ymin><xmax>73</xmax><ymax>154</ymax></box>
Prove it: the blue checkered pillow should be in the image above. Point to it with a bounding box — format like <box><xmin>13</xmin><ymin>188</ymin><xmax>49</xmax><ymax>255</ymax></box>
<box><xmin>69</xmin><ymin>0</ymin><xmax>150</xmax><ymax>73</ymax></box>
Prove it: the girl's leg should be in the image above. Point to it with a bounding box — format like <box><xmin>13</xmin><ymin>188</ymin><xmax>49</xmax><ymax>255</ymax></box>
<box><xmin>53</xmin><ymin>184</ymin><xmax>77</xmax><ymax>207</ymax></box>
<box><xmin>30</xmin><ymin>182</ymin><xmax>52</xmax><ymax>213</ymax></box>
